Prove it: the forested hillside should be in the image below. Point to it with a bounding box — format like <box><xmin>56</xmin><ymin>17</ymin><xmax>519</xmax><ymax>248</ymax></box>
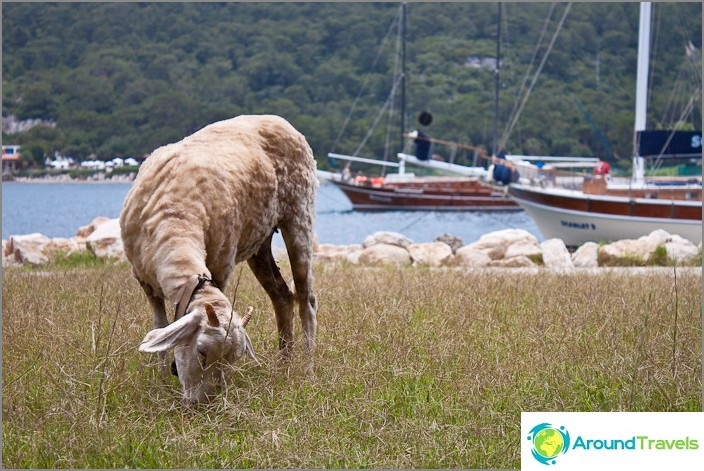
<box><xmin>2</xmin><ymin>2</ymin><xmax>701</xmax><ymax>170</ymax></box>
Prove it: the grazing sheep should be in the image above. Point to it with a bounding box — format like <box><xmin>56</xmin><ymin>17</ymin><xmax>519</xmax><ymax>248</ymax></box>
<box><xmin>120</xmin><ymin>115</ymin><xmax>318</xmax><ymax>405</ymax></box>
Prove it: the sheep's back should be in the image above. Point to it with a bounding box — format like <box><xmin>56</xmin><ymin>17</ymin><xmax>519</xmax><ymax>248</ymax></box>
<box><xmin>120</xmin><ymin>115</ymin><xmax>317</xmax><ymax>293</ymax></box>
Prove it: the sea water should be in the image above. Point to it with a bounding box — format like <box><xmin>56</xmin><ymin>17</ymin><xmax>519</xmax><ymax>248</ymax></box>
<box><xmin>1</xmin><ymin>182</ymin><xmax>543</xmax><ymax>244</ymax></box>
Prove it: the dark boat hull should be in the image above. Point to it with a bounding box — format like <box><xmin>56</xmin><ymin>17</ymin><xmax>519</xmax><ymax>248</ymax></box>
<box><xmin>331</xmin><ymin>179</ymin><xmax>520</xmax><ymax>211</ymax></box>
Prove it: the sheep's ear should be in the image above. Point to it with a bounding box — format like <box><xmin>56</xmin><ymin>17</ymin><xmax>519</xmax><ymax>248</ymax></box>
<box><xmin>204</xmin><ymin>303</ymin><xmax>219</xmax><ymax>327</ymax></box>
<box><xmin>139</xmin><ymin>313</ymin><xmax>202</xmax><ymax>353</ymax></box>
<box><xmin>242</xmin><ymin>306</ymin><xmax>254</xmax><ymax>328</ymax></box>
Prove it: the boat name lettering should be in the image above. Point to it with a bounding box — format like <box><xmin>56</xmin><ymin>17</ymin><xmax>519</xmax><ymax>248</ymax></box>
<box><xmin>560</xmin><ymin>220</ymin><xmax>596</xmax><ymax>230</ymax></box>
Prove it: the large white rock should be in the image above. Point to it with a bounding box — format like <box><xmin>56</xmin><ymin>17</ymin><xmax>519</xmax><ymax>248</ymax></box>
<box><xmin>272</xmin><ymin>245</ymin><xmax>289</xmax><ymax>263</ymax></box>
<box><xmin>46</xmin><ymin>236</ymin><xmax>88</xmax><ymax>257</ymax></box>
<box><xmin>504</xmin><ymin>239</ymin><xmax>543</xmax><ymax>260</ymax></box>
<box><xmin>407</xmin><ymin>242</ymin><xmax>453</xmax><ymax>267</ymax></box>
<box><xmin>540</xmin><ymin>238</ymin><xmax>574</xmax><ymax>271</ymax></box>
<box><xmin>452</xmin><ymin>246</ymin><xmax>492</xmax><ymax>268</ymax></box>
<box><xmin>464</xmin><ymin>229</ymin><xmax>539</xmax><ymax>260</ymax></box>
<box><xmin>664</xmin><ymin>234</ymin><xmax>700</xmax><ymax>264</ymax></box>
<box><xmin>86</xmin><ymin>218</ymin><xmax>125</xmax><ymax>259</ymax></box>
<box><xmin>598</xmin><ymin>229</ymin><xmax>686</xmax><ymax>265</ymax></box>
<box><xmin>487</xmin><ymin>255</ymin><xmax>536</xmax><ymax>268</ymax></box>
<box><xmin>314</xmin><ymin>244</ymin><xmax>363</xmax><ymax>263</ymax></box>
<box><xmin>6</xmin><ymin>233</ymin><xmax>51</xmax><ymax>266</ymax></box>
<box><xmin>362</xmin><ymin>231</ymin><xmax>413</xmax><ymax>249</ymax></box>
<box><xmin>572</xmin><ymin>242</ymin><xmax>599</xmax><ymax>268</ymax></box>
<box><xmin>345</xmin><ymin>248</ymin><xmax>364</xmax><ymax>265</ymax></box>
<box><xmin>357</xmin><ymin>243</ymin><xmax>411</xmax><ymax>266</ymax></box>
<box><xmin>76</xmin><ymin>216</ymin><xmax>111</xmax><ymax>238</ymax></box>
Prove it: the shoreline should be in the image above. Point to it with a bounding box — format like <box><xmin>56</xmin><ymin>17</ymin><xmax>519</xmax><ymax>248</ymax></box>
<box><xmin>3</xmin><ymin>218</ymin><xmax>701</xmax><ymax>270</ymax></box>
<box><xmin>3</xmin><ymin>175</ymin><xmax>135</xmax><ymax>184</ymax></box>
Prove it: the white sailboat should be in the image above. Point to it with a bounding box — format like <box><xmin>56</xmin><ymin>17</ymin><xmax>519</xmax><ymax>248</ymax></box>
<box><xmin>507</xmin><ymin>2</ymin><xmax>702</xmax><ymax>247</ymax></box>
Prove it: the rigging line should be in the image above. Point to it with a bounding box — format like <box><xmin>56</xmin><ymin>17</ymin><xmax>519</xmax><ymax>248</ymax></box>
<box><xmin>352</xmin><ymin>74</ymin><xmax>404</xmax><ymax>157</ymax></box>
<box><xmin>503</xmin><ymin>2</ymin><xmax>556</xmax><ymax>143</ymax></box>
<box><xmin>660</xmin><ymin>65</ymin><xmax>687</xmax><ymax>128</ymax></box>
<box><xmin>498</xmin><ymin>2</ymin><xmax>572</xmax><ymax>153</ymax></box>
<box><xmin>329</xmin><ymin>7</ymin><xmax>401</xmax><ymax>154</ymax></box>
<box><xmin>382</xmin><ymin>13</ymin><xmax>405</xmax><ymax>176</ymax></box>
<box><xmin>398</xmin><ymin>211</ymin><xmax>430</xmax><ymax>233</ymax></box>
<box><xmin>649</xmin><ymin>88</ymin><xmax>700</xmax><ymax>175</ymax></box>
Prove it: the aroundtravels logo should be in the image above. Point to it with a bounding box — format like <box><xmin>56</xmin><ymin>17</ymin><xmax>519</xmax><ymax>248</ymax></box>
<box><xmin>526</xmin><ymin>423</ymin><xmax>571</xmax><ymax>465</ymax></box>
<box><xmin>522</xmin><ymin>412</ymin><xmax>704</xmax><ymax>470</ymax></box>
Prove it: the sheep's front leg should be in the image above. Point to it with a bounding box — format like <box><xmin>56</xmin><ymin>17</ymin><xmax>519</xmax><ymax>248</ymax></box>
<box><xmin>247</xmin><ymin>235</ymin><xmax>296</xmax><ymax>359</ymax></box>
<box><xmin>138</xmin><ymin>280</ymin><xmax>170</xmax><ymax>378</ymax></box>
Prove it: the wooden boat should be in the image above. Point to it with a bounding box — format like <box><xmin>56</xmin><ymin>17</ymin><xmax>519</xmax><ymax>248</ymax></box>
<box><xmin>507</xmin><ymin>3</ymin><xmax>702</xmax><ymax>247</ymax></box>
<box><xmin>330</xmin><ymin>173</ymin><xmax>518</xmax><ymax>212</ymax></box>
<box><xmin>327</xmin><ymin>145</ymin><xmax>520</xmax><ymax>211</ymax></box>
<box><xmin>325</xmin><ymin>3</ymin><xmax>520</xmax><ymax>213</ymax></box>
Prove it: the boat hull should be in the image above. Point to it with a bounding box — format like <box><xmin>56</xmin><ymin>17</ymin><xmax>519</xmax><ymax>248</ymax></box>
<box><xmin>509</xmin><ymin>184</ymin><xmax>703</xmax><ymax>246</ymax></box>
<box><xmin>331</xmin><ymin>179</ymin><xmax>520</xmax><ymax>211</ymax></box>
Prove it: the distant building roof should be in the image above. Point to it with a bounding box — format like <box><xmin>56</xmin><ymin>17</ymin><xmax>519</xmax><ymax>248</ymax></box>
<box><xmin>2</xmin><ymin>145</ymin><xmax>21</xmax><ymax>161</ymax></box>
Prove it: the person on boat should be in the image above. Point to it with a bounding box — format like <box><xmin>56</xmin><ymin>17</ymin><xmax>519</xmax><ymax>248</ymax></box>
<box><xmin>340</xmin><ymin>162</ymin><xmax>352</xmax><ymax>181</ymax></box>
<box><xmin>408</xmin><ymin>129</ymin><xmax>432</xmax><ymax>161</ymax></box>
<box><xmin>594</xmin><ymin>160</ymin><xmax>611</xmax><ymax>177</ymax></box>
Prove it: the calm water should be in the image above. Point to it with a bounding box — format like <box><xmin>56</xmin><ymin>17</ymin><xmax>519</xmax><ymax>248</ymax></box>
<box><xmin>1</xmin><ymin>182</ymin><xmax>542</xmax><ymax>244</ymax></box>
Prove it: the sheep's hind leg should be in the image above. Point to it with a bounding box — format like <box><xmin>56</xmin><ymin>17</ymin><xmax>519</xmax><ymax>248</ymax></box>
<box><xmin>280</xmin><ymin>224</ymin><xmax>317</xmax><ymax>374</ymax></box>
<box><xmin>247</xmin><ymin>234</ymin><xmax>296</xmax><ymax>360</ymax></box>
<box><xmin>138</xmin><ymin>280</ymin><xmax>171</xmax><ymax>378</ymax></box>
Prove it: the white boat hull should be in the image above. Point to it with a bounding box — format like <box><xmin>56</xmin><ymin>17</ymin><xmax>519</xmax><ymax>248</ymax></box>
<box><xmin>512</xmin><ymin>193</ymin><xmax>702</xmax><ymax>246</ymax></box>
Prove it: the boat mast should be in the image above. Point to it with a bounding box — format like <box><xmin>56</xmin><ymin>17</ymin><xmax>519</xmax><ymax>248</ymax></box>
<box><xmin>492</xmin><ymin>2</ymin><xmax>502</xmax><ymax>157</ymax></box>
<box><xmin>400</xmin><ymin>2</ymin><xmax>407</xmax><ymax>154</ymax></box>
<box><xmin>633</xmin><ymin>1</ymin><xmax>651</xmax><ymax>185</ymax></box>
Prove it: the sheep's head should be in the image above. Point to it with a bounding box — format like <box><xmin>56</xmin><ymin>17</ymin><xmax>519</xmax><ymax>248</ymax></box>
<box><xmin>138</xmin><ymin>302</ymin><xmax>256</xmax><ymax>405</ymax></box>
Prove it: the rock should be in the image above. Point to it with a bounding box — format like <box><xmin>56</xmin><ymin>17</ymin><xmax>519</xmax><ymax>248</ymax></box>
<box><xmin>540</xmin><ymin>238</ymin><xmax>574</xmax><ymax>271</ymax></box>
<box><xmin>7</xmin><ymin>233</ymin><xmax>51</xmax><ymax>266</ymax></box>
<box><xmin>46</xmin><ymin>236</ymin><xmax>88</xmax><ymax>257</ymax></box>
<box><xmin>504</xmin><ymin>239</ymin><xmax>542</xmax><ymax>261</ymax></box>
<box><xmin>464</xmin><ymin>229</ymin><xmax>539</xmax><ymax>260</ymax></box>
<box><xmin>598</xmin><ymin>239</ymin><xmax>645</xmax><ymax>265</ymax></box>
<box><xmin>643</xmin><ymin>229</ymin><xmax>671</xmax><ymax>247</ymax></box>
<box><xmin>598</xmin><ymin>230</ymin><xmax>681</xmax><ymax>265</ymax></box>
<box><xmin>451</xmin><ymin>246</ymin><xmax>491</xmax><ymax>268</ymax></box>
<box><xmin>664</xmin><ymin>235</ymin><xmax>699</xmax><ymax>264</ymax></box>
<box><xmin>357</xmin><ymin>243</ymin><xmax>411</xmax><ymax>266</ymax></box>
<box><xmin>272</xmin><ymin>245</ymin><xmax>289</xmax><ymax>262</ymax></box>
<box><xmin>86</xmin><ymin>218</ymin><xmax>125</xmax><ymax>259</ymax></box>
<box><xmin>362</xmin><ymin>231</ymin><xmax>413</xmax><ymax>249</ymax></box>
<box><xmin>314</xmin><ymin>244</ymin><xmax>363</xmax><ymax>263</ymax></box>
<box><xmin>76</xmin><ymin>216</ymin><xmax>111</xmax><ymax>238</ymax></box>
<box><xmin>407</xmin><ymin>242</ymin><xmax>453</xmax><ymax>267</ymax></box>
<box><xmin>487</xmin><ymin>255</ymin><xmax>536</xmax><ymax>268</ymax></box>
<box><xmin>433</xmin><ymin>233</ymin><xmax>464</xmax><ymax>253</ymax></box>
<box><xmin>345</xmin><ymin>248</ymin><xmax>364</xmax><ymax>265</ymax></box>
<box><xmin>572</xmin><ymin>242</ymin><xmax>599</xmax><ymax>268</ymax></box>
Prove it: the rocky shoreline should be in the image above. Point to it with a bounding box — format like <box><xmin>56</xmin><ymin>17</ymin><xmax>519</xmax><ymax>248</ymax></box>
<box><xmin>3</xmin><ymin>216</ymin><xmax>701</xmax><ymax>271</ymax></box>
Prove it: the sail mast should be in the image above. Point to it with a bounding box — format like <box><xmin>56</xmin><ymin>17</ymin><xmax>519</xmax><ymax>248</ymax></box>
<box><xmin>400</xmin><ymin>2</ymin><xmax>407</xmax><ymax>153</ymax></box>
<box><xmin>492</xmin><ymin>2</ymin><xmax>502</xmax><ymax>157</ymax></box>
<box><xmin>633</xmin><ymin>2</ymin><xmax>651</xmax><ymax>184</ymax></box>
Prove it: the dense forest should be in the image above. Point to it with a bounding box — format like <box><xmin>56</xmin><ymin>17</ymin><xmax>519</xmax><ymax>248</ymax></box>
<box><xmin>2</xmin><ymin>2</ymin><xmax>701</xmax><ymax>171</ymax></box>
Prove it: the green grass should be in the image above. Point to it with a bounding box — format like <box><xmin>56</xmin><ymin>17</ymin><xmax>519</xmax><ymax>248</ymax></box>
<box><xmin>2</xmin><ymin>262</ymin><xmax>702</xmax><ymax>468</ymax></box>
<box><xmin>44</xmin><ymin>250</ymin><xmax>116</xmax><ymax>270</ymax></box>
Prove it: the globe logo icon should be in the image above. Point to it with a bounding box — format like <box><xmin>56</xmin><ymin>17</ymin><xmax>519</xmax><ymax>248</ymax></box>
<box><xmin>527</xmin><ymin>423</ymin><xmax>570</xmax><ymax>465</ymax></box>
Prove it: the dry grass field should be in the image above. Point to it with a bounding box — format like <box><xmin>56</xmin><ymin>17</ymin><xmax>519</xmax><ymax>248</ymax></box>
<box><xmin>2</xmin><ymin>258</ymin><xmax>702</xmax><ymax>468</ymax></box>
